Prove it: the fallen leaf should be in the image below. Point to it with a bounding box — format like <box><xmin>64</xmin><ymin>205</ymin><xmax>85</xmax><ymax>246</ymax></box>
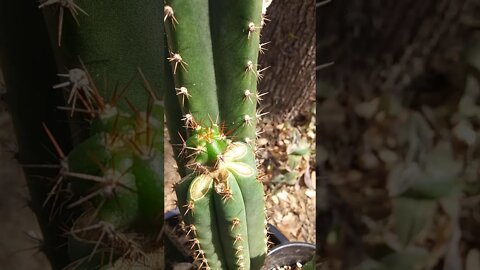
<box><xmin>257</xmin><ymin>138</ymin><xmax>269</xmax><ymax>146</ymax></box>
<box><xmin>387</xmin><ymin>162</ymin><xmax>421</xmax><ymax>197</ymax></box>
<box><xmin>466</xmin><ymin>249</ymin><xmax>480</xmax><ymax>270</ymax></box>
<box><xmin>452</xmin><ymin>120</ymin><xmax>476</xmax><ymax>146</ymax></box>
<box><xmin>378</xmin><ymin>148</ymin><xmax>399</xmax><ymax>165</ymax></box>
<box><xmin>360</xmin><ymin>151</ymin><xmax>380</xmax><ymax>170</ymax></box>
<box><xmin>355</xmin><ymin>97</ymin><xmax>380</xmax><ymax>119</ymax></box>
<box><xmin>392</xmin><ymin>197</ymin><xmax>436</xmax><ymax>246</ymax></box>
<box><xmin>380</xmin><ymin>247</ymin><xmax>428</xmax><ymax>270</ymax></box>
<box><xmin>277</xmin><ymin>212</ymin><xmax>302</xmax><ymax>238</ymax></box>
<box><xmin>305</xmin><ymin>189</ymin><xmax>316</xmax><ymax>199</ymax></box>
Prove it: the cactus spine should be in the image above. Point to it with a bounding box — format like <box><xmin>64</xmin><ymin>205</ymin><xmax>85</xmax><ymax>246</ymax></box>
<box><xmin>2</xmin><ymin>1</ymin><xmax>166</xmax><ymax>269</ymax></box>
<box><xmin>163</xmin><ymin>0</ymin><xmax>268</xmax><ymax>269</ymax></box>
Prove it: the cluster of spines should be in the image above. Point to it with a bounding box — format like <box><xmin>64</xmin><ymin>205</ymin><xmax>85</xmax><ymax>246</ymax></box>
<box><xmin>35</xmin><ymin>63</ymin><xmax>164</xmax><ymax>268</ymax></box>
<box><xmin>38</xmin><ymin>0</ymin><xmax>88</xmax><ymax>46</ymax></box>
<box><xmin>163</xmin><ymin>1</ymin><xmax>269</xmax><ymax>146</ymax></box>
<box><xmin>162</xmin><ymin>0</ymin><xmax>270</xmax><ymax>269</ymax></box>
<box><xmin>169</xmin><ymin>117</ymin><xmax>266</xmax><ymax>270</ymax></box>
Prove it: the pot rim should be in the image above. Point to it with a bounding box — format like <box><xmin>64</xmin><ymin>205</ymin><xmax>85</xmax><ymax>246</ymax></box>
<box><xmin>267</xmin><ymin>241</ymin><xmax>316</xmax><ymax>256</ymax></box>
<box><xmin>263</xmin><ymin>241</ymin><xmax>316</xmax><ymax>269</ymax></box>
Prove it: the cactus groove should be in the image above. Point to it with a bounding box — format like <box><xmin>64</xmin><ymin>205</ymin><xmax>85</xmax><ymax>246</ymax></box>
<box><xmin>164</xmin><ymin>1</ymin><xmax>269</xmax><ymax>267</ymax></box>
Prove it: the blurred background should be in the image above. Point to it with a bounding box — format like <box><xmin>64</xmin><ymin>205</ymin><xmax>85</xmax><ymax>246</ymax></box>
<box><xmin>317</xmin><ymin>0</ymin><xmax>480</xmax><ymax>269</ymax></box>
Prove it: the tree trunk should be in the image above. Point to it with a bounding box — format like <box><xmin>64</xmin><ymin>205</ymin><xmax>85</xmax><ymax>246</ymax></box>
<box><xmin>258</xmin><ymin>0</ymin><xmax>316</xmax><ymax>122</ymax></box>
<box><xmin>317</xmin><ymin>0</ymin><xmax>478</xmax><ymax>101</ymax></box>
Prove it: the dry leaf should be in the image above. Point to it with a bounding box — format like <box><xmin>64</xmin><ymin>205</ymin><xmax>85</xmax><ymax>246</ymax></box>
<box><xmin>354</xmin><ymin>97</ymin><xmax>380</xmax><ymax>119</ymax></box>
<box><xmin>452</xmin><ymin>120</ymin><xmax>476</xmax><ymax>146</ymax></box>
<box><xmin>466</xmin><ymin>249</ymin><xmax>480</xmax><ymax>270</ymax></box>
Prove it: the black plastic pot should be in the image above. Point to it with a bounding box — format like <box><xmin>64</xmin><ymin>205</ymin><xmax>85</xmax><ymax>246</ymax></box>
<box><xmin>262</xmin><ymin>242</ymin><xmax>316</xmax><ymax>270</ymax></box>
<box><xmin>165</xmin><ymin>209</ymin><xmax>289</xmax><ymax>246</ymax></box>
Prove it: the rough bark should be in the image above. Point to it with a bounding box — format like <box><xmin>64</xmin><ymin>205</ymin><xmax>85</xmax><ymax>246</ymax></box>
<box><xmin>258</xmin><ymin>0</ymin><xmax>316</xmax><ymax>122</ymax></box>
<box><xmin>316</xmin><ymin>0</ymin><xmax>480</xmax><ymax>102</ymax></box>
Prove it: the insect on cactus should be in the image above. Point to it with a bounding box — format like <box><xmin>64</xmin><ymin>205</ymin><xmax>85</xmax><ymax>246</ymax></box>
<box><xmin>1</xmin><ymin>0</ymin><xmax>167</xmax><ymax>269</ymax></box>
<box><xmin>163</xmin><ymin>0</ymin><xmax>270</xmax><ymax>269</ymax></box>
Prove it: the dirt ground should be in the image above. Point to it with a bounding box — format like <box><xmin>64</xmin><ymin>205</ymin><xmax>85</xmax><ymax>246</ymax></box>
<box><xmin>0</xmin><ymin>100</ymin><xmax>50</xmax><ymax>269</ymax></box>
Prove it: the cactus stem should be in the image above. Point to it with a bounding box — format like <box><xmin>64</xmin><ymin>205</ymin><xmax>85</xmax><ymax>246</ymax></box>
<box><xmin>175</xmin><ymin>86</ymin><xmax>192</xmax><ymax>106</ymax></box>
<box><xmin>163</xmin><ymin>5</ymin><xmax>178</xmax><ymax>27</ymax></box>
<box><xmin>167</xmin><ymin>52</ymin><xmax>188</xmax><ymax>74</ymax></box>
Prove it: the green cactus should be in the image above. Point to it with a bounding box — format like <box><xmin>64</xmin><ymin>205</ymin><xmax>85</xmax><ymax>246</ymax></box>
<box><xmin>163</xmin><ymin>0</ymin><xmax>268</xmax><ymax>269</ymax></box>
<box><xmin>1</xmin><ymin>0</ymin><xmax>166</xmax><ymax>269</ymax></box>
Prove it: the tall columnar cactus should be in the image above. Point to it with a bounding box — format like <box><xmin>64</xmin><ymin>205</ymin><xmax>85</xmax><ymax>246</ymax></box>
<box><xmin>1</xmin><ymin>0</ymin><xmax>166</xmax><ymax>269</ymax></box>
<box><xmin>163</xmin><ymin>0</ymin><xmax>268</xmax><ymax>269</ymax></box>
